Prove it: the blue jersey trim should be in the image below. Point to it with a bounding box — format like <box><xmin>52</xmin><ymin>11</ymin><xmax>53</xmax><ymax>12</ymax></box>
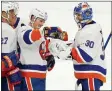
<box><xmin>77</xmin><ymin>47</ymin><xmax>93</xmax><ymax>62</ymax></box>
<box><xmin>20</xmin><ymin>64</ymin><xmax>47</xmax><ymax>71</ymax></box>
<box><xmin>81</xmin><ymin>20</ymin><xmax>96</xmax><ymax>28</ymax></box>
<box><xmin>23</xmin><ymin>29</ymin><xmax>32</xmax><ymax>44</ymax></box>
<box><xmin>74</xmin><ymin>64</ymin><xmax>106</xmax><ymax>75</ymax></box>
<box><xmin>14</xmin><ymin>17</ymin><xmax>20</xmax><ymax>28</ymax></box>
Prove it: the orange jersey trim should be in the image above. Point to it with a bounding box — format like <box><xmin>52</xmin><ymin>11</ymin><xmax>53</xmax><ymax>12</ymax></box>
<box><xmin>74</xmin><ymin>72</ymin><xmax>106</xmax><ymax>82</ymax></box>
<box><xmin>21</xmin><ymin>71</ymin><xmax>46</xmax><ymax>78</ymax></box>
<box><xmin>88</xmin><ymin>78</ymin><xmax>94</xmax><ymax>90</ymax></box>
<box><xmin>25</xmin><ymin>77</ymin><xmax>33</xmax><ymax>90</ymax></box>
<box><xmin>31</xmin><ymin>29</ymin><xmax>41</xmax><ymax>42</ymax></box>
<box><xmin>71</xmin><ymin>48</ymin><xmax>84</xmax><ymax>63</ymax></box>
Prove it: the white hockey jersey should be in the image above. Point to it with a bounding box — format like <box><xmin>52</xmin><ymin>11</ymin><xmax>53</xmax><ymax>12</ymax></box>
<box><xmin>71</xmin><ymin>21</ymin><xmax>106</xmax><ymax>82</ymax></box>
<box><xmin>16</xmin><ymin>19</ymin><xmax>47</xmax><ymax>78</ymax></box>
<box><xmin>17</xmin><ymin>25</ymin><xmax>47</xmax><ymax>65</ymax></box>
<box><xmin>2</xmin><ymin>22</ymin><xmax>17</xmax><ymax>53</ymax></box>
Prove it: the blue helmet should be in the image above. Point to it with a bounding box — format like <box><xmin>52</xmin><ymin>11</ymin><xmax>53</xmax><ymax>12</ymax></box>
<box><xmin>73</xmin><ymin>2</ymin><xmax>93</xmax><ymax>23</ymax></box>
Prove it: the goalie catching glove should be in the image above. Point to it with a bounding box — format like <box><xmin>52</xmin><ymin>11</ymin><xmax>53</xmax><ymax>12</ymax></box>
<box><xmin>48</xmin><ymin>39</ymin><xmax>72</xmax><ymax>59</ymax></box>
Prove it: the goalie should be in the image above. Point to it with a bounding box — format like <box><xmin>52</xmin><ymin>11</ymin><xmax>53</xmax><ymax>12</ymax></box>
<box><xmin>48</xmin><ymin>2</ymin><xmax>106</xmax><ymax>91</ymax></box>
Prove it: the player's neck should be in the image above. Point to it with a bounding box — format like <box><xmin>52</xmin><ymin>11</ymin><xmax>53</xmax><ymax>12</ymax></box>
<box><xmin>2</xmin><ymin>18</ymin><xmax>8</xmax><ymax>24</ymax></box>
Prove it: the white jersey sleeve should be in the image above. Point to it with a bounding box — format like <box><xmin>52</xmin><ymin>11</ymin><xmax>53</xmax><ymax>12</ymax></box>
<box><xmin>17</xmin><ymin>24</ymin><xmax>47</xmax><ymax>65</ymax></box>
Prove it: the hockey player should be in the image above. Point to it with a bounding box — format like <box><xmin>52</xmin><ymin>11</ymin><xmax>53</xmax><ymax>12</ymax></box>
<box><xmin>17</xmin><ymin>8</ymin><xmax>55</xmax><ymax>91</ymax></box>
<box><xmin>2</xmin><ymin>2</ymin><xmax>55</xmax><ymax>90</ymax></box>
<box><xmin>1</xmin><ymin>2</ymin><xmax>22</xmax><ymax>91</ymax></box>
<box><xmin>48</xmin><ymin>2</ymin><xmax>106</xmax><ymax>91</ymax></box>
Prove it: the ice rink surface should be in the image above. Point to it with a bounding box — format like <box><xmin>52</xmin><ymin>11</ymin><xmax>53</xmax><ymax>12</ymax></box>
<box><xmin>18</xmin><ymin>2</ymin><xmax>111</xmax><ymax>90</ymax></box>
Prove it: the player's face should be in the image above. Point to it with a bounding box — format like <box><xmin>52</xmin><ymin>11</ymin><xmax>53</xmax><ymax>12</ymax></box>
<box><xmin>33</xmin><ymin>18</ymin><xmax>45</xmax><ymax>29</ymax></box>
<box><xmin>8</xmin><ymin>9</ymin><xmax>17</xmax><ymax>26</ymax></box>
<box><xmin>2</xmin><ymin>11</ymin><xmax>8</xmax><ymax>19</ymax></box>
<box><xmin>74</xmin><ymin>13</ymin><xmax>83</xmax><ymax>22</ymax></box>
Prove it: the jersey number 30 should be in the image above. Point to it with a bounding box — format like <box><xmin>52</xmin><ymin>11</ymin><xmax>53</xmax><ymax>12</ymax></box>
<box><xmin>85</xmin><ymin>40</ymin><xmax>94</xmax><ymax>48</ymax></box>
<box><xmin>1</xmin><ymin>37</ymin><xmax>8</xmax><ymax>44</ymax></box>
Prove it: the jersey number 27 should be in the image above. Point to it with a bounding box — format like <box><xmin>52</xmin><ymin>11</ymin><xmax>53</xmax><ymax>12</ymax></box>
<box><xmin>1</xmin><ymin>37</ymin><xmax>8</xmax><ymax>44</ymax></box>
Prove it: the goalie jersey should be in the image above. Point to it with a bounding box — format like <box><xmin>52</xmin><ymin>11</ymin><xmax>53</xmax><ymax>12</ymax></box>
<box><xmin>71</xmin><ymin>21</ymin><xmax>106</xmax><ymax>82</ymax></box>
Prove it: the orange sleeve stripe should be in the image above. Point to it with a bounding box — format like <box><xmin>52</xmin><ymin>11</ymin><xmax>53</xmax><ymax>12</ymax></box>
<box><xmin>31</xmin><ymin>29</ymin><xmax>41</xmax><ymax>42</ymax></box>
<box><xmin>74</xmin><ymin>73</ymin><xmax>106</xmax><ymax>82</ymax></box>
<box><xmin>71</xmin><ymin>48</ymin><xmax>84</xmax><ymax>63</ymax></box>
<box><xmin>25</xmin><ymin>77</ymin><xmax>32</xmax><ymax>91</ymax></box>
<box><xmin>21</xmin><ymin>71</ymin><xmax>46</xmax><ymax>78</ymax></box>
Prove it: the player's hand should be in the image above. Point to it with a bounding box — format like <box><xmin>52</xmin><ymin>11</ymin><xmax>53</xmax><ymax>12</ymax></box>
<box><xmin>7</xmin><ymin>67</ymin><xmax>22</xmax><ymax>85</ymax></box>
<box><xmin>2</xmin><ymin>51</ymin><xmax>19</xmax><ymax>71</ymax></box>
<box><xmin>59</xmin><ymin>31</ymin><xmax>68</xmax><ymax>41</ymax></box>
<box><xmin>46</xmin><ymin>55</ymin><xmax>55</xmax><ymax>71</ymax></box>
<box><xmin>43</xmin><ymin>27</ymin><xmax>51</xmax><ymax>37</ymax></box>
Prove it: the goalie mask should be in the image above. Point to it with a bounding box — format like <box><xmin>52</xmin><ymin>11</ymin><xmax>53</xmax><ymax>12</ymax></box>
<box><xmin>73</xmin><ymin>2</ymin><xmax>93</xmax><ymax>24</ymax></box>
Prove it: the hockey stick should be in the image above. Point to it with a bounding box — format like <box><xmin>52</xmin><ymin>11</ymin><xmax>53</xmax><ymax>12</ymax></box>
<box><xmin>104</xmin><ymin>31</ymin><xmax>112</xmax><ymax>50</ymax></box>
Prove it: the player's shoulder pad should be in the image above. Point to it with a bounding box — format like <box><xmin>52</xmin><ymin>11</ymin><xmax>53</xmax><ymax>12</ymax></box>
<box><xmin>83</xmin><ymin>23</ymin><xmax>102</xmax><ymax>34</ymax></box>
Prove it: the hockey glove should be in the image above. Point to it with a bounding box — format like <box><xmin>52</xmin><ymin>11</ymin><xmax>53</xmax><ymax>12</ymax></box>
<box><xmin>2</xmin><ymin>51</ymin><xmax>19</xmax><ymax>72</ymax></box>
<box><xmin>7</xmin><ymin>67</ymin><xmax>22</xmax><ymax>85</ymax></box>
<box><xmin>43</xmin><ymin>27</ymin><xmax>68</xmax><ymax>41</ymax></box>
<box><xmin>43</xmin><ymin>27</ymin><xmax>51</xmax><ymax>37</ymax></box>
<box><xmin>59</xmin><ymin>31</ymin><xmax>68</xmax><ymax>41</ymax></box>
<box><xmin>48</xmin><ymin>39</ymin><xmax>72</xmax><ymax>60</ymax></box>
<box><xmin>46</xmin><ymin>55</ymin><xmax>55</xmax><ymax>71</ymax></box>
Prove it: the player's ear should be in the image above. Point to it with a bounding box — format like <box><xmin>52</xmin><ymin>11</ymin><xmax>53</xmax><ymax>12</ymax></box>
<box><xmin>30</xmin><ymin>15</ymin><xmax>35</xmax><ymax>22</ymax></box>
<box><xmin>2</xmin><ymin>11</ymin><xmax>8</xmax><ymax>19</ymax></box>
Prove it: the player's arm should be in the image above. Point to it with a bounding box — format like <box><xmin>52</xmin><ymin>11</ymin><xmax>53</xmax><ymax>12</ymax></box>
<box><xmin>48</xmin><ymin>31</ymin><xmax>103</xmax><ymax>63</ymax></box>
<box><xmin>23</xmin><ymin>29</ymin><xmax>41</xmax><ymax>44</ymax></box>
<box><xmin>18</xmin><ymin>24</ymin><xmax>42</xmax><ymax>45</ymax></box>
<box><xmin>39</xmin><ymin>39</ymin><xmax>55</xmax><ymax>71</ymax></box>
<box><xmin>43</xmin><ymin>27</ymin><xmax>68</xmax><ymax>41</ymax></box>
